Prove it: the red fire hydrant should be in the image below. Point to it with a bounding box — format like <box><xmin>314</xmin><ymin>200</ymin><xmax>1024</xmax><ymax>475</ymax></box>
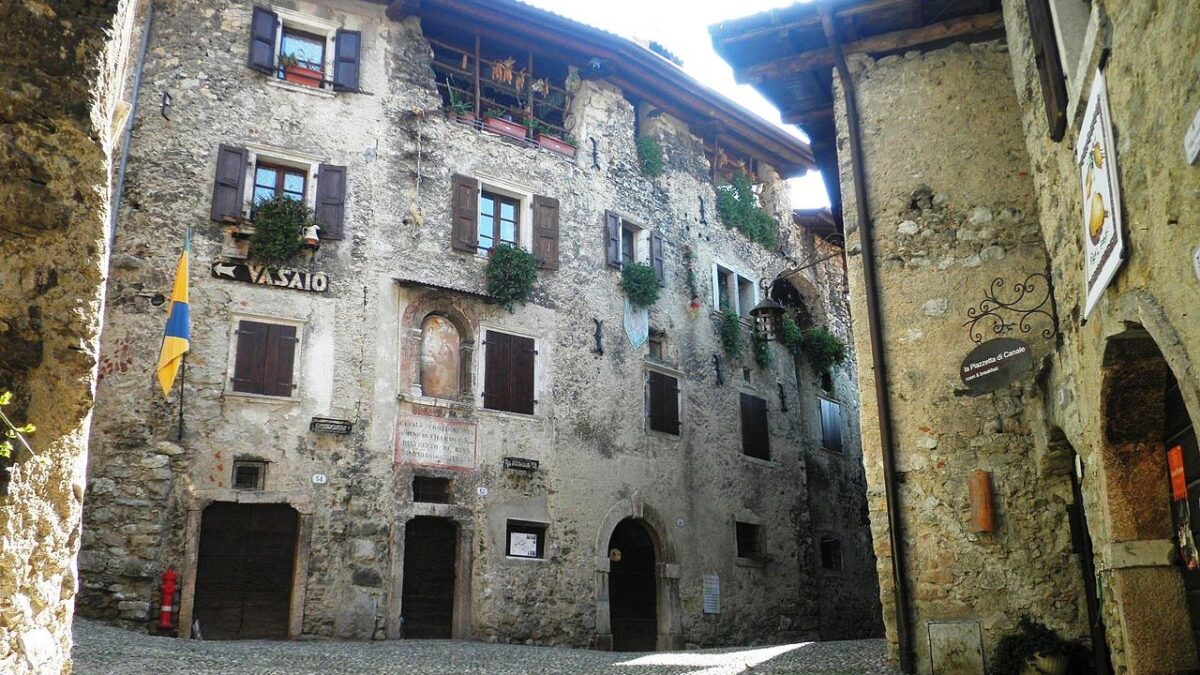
<box><xmin>158</xmin><ymin>567</ymin><xmax>177</xmax><ymax>630</ymax></box>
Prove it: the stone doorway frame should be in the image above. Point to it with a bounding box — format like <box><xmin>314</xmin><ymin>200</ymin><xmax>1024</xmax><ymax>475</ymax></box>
<box><xmin>591</xmin><ymin>495</ymin><xmax>682</xmax><ymax>651</ymax></box>
<box><xmin>386</xmin><ymin>508</ymin><xmax>474</xmax><ymax>640</ymax></box>
<box><xmin>176</xmin><ymin>493</ymin><xmax>314</xmax><ymax>640</ymax></box>
<box><xmin>1093</xmin><ymin>293</ymin><xmax>1200</xmax><ymax>671</ymax></box>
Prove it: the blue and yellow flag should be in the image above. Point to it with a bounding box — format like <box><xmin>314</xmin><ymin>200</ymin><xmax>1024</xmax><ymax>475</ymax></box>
<box><xmin>156</xmin><ymin>231</ymin><xmax>191</xmax><ymax>398</ymax></box>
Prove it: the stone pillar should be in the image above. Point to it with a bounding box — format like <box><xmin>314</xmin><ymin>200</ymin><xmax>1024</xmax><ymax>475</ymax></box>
<box><xmin>0</xmin><ymin>1</ymin><xmax>130</xmax><ymax>672</ymax></box>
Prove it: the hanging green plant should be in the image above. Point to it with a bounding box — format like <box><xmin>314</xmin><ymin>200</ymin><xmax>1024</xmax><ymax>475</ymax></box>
<box><xmin>486</xmin><ymin>243</ymin><xmax>537</xmax><ymax>312</ymax></box>
<box><xmin>719</xmin><ymin>309</ymin><xmax>742</xmax><ymax>357</ymax></box>
<box><xmin>715</xmin><ymin>170</ymin><xmax>777</xmax><ymax>248</ymax></box>
<box><xmin>753</xmin><ymin>335</ymin><xmax>772</xmax><ymax>370</ymax></box>
<box><xmin>636</xmin><ymin>136</ymin><xmax>664</xmax><ymax>177</ymax></box>
<box><xmin>797</xmin><ymin>326</ymin><xmax>847</xmax><ymax>376</ymax></box>
<box><xmin>621</xmin><ymin>262</ymin><xmax>660</xmax><ymax>308</ymax></box>
<box><xmin>779</xmin><ymin>314</ymin><xmax>804</xmax><ymax>351</ymax></box>
<box><xmin>682</xmin><ymin>244</ymin><xmax>699</xmax><ymax>301</ymax></box>
<box><xmin>250</xmin><ymin>195</ymin><xmax>318</xmax><ymax>267</ymax></box>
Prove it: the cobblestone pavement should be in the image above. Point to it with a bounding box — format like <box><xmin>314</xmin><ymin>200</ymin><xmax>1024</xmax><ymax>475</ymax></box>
<box><xmin>72</xmin><ymin>620</ymin><xmax>896</xmax><ymax>675</ymax></box>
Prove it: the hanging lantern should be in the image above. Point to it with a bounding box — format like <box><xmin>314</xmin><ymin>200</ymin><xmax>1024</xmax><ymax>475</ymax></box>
<box><xmin>750</xmin><ymin>296</ymin><xmax>785</xmax><ymax>342</ymax></box>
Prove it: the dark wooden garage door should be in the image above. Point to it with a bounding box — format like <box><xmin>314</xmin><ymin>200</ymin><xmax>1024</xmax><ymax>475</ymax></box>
<box><xmin>402</xmin><ymin>516</ymin><xmax>457</xmax><ymax>639</ymax></box>
<box><xmin>194</xmin><ymin>502</ymin><xmax>298</xmax><ymax>640</ymax></box>
<box><xmin>609</xmin><ymin>519</ymin><xmax>658</xmax><ymax>651</ymax></box>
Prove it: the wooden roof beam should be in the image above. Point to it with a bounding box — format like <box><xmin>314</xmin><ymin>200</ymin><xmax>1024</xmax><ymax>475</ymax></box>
<box><xmin>712</xmin><ymin>0</ymin><xmax>913</xmax><ymax>49</ymax></box>
<box><xmin>734</xmin><ymin>11</ymin><xmax>1005</xmax><ymax>85</ymax></box>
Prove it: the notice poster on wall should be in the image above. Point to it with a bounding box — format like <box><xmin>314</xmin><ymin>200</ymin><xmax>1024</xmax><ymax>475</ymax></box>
<box><xmin>702</xmin><ymin>575</ymin><xmax>720</xmax><ymax>614</ymax></box>
<box><xmin>1076</xmin><ymin>71</ymin><xmax>1126</xmax><ymax>319</ymax></box>
<box><xmin>509</xmin><ymin>532</ymin><xmax>539</xmax><ymax>558</ymax></box>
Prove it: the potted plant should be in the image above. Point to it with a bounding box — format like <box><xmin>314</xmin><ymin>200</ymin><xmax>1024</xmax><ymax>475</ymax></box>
<box><xmin>990</xmin><ymin>618</ymin><xmax>1091</xmax><ymax>675</ymax></box>
<box><xmin>445</xmin><ymin>79</ymin><xmax>475</xmax><ymax>124</ymax></box>
<box><xmin>485</xmin><ymin>243</ymin><xmax>537</xmax><ymax>312</ymax></box>
<box><xmin>279</xmin><ymin>53</ymin><xmax>323</xmax><ymax>88</ymax></box>
<box><xmin>536</xmin><ymin>130</ymin><xmax>577</xmax><ymax>158</ymax></box>
<box><xmin>482</xmin><ymin>107</ymin><xmax>526</xmax><ymax>140</ymax></box>
<box><xmin>621</xmin><ymin>262</ymin><xmax>660</xmax><ymax>309</ymax></box>
<box><xmin>779</xmin><ymin>317</ymin><xmax>848</xmax><ymax>376</ymax></box>
<box><xmin>249</xmin><ymin>195</ymin><xmax>322</xmax><ymax>267</ymax></box>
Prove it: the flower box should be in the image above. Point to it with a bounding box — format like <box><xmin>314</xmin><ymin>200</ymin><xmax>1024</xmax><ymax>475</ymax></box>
<box><xmin>536</xmin><ymin>134</ymin><xmax>576</xmax><ymax>158</ymax></box>
<box><xmin>482</xmin><ymin>116</ymin><xmax>527</xmax><ymax>141</ymax></box>
<box><xmin>283</xmin><ymin>64</ymin><xmax>323</xmax><ymax>88</ymax></box>
<box><xmin>452</xmin><ymin>112</ymin><xmax>477</xmax><ymax>126</ymax></box>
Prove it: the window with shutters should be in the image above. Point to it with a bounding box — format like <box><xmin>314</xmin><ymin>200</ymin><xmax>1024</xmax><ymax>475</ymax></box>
<box><xmin>739</xmin><ymin>392</ymin><xmax>770</xmax><ymax>461</ymax></box>
<box><xmin>247</xmin><ymin>7</ymin><xmax>361</xmax><ymax>93</ymax></box>
<box><xmin>449</xmin><ymin>174</ymin><xmax>560</xmax><ymax>270</ymax></box>
<box><xmin>227</xmin><ymin>318</ymin><xmax>302</xmax><ymax>399</ymax></box>
<box><xmin>819</xmin><ymin>398</ymin><xmax>844</xmax><ymax>454</ymax></box>
<box><xmin>604</xmin><ymin>212</ymin><xmax>666</xmax><ymax>284</ymax></box>
<box><xmin>210</xmin><ymin>145</ymin><xmax>347</xmax><ymax>240</ymax></box>
<box><xmin>713</xmin><ymin>263</ymin><xmax>756</xmax><ymax>315</ymax></box>
<box><xmin>645</xmin><ymin>369</ymin><xmax>681</xmax><ymax>436</ymax></box>
<box><xmin>481</xmin><ymin>330</ymin><xmax>537</xmax><ymax>415</ymax></box>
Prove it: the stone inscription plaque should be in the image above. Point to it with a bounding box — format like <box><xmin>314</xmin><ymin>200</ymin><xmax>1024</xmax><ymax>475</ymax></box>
<box><xmin>395</xmin><ymin>414</ymin><xmax>476</xmax><ymax>470</ymax></box>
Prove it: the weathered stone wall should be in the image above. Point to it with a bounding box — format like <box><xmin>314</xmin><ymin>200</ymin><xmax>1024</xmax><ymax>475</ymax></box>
<box><xmin>837</xmin><ymin>42</ymin><xmax>1088</xmax><ymax>670</ymax></box>
<box><xmin>78</xmin><ymin>0</ymin><xmax>871</xmax><ymax>648</ymax></box>
<box><xmin>1</xmin><ymin>0</ymin><xmax>132</xmax><ymax>672</ymax></box>
<box><xmin>1002</xmin><ymin>1</ymin><xmax>1200</xmax><ymax>671</ymax></box>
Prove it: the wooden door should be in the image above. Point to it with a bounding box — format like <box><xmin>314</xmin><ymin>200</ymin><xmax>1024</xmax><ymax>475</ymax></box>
<box><xmin>193</xmin><ymin>503</ymin><xmax>298</xmax><ymax>640</ymax></box>
<box><xmin>402</xmin><ymin>516</ymin><xmax>457</xmax><ymax>638</ymax></box>
<box><xmin>609</xmin><ymin>519</ymin><xmax>658</xmax><ymax>651</ymax></box>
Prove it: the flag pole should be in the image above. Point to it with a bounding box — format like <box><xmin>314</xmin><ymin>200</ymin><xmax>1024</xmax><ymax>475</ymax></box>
<box><xmin>177</xmin><ymin>353</ymin><xmax>186</xmax><ymax>441</ymax></box>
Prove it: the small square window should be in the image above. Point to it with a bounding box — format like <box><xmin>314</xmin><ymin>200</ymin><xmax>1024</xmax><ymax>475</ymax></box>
<box><xmin>648</xmin><ymin>337</ymin><xmax>663</xmax><ymax>361</ymax></box>
<box><xmin>820</xmin><ymin>372</ymin><xmax>834</xmax><ymax>393</ymax></box>
<box><xmin>412</xmin><ymin>476</ymin><xmax>451</xmax><ymax>504</ymax></box>
<box><xmin>735</xmin><ymin>522</ymin><xmax>759</xmax><ymax>558</ymax></box>
<box><xmin>742</xmin><ymin>367</ymin><xmax>752</xmax><ymax>383</ymax></box>
<box><xmin>232</xmin><ymin>461</ymin><xmax>267</xmax><ymax>490</ymax></box>
<box><xmin>506</xmin><ymin>520</ymin><xmax>547</xmax><ymax>559</ymax></box>
<box><xmin>820</xmin><ymin>537</ymin><xmax>843</xmax><ymax>571</ymax></box>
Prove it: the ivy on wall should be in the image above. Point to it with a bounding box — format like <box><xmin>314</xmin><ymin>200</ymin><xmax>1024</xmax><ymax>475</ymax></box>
<box><xmin>486</xmin><ymin>243</ymin><xmax>538</xmax><ymax>312</ymax></box>
<box><xmin>716</xmin><ymin>171</ymin><xmax>776</xmax><ymax>249</ymax></box>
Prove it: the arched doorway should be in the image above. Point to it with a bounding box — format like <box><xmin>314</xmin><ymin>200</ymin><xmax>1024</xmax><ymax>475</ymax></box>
<box><xmin>1099</xmin><ymin>328</ymin><xmax>1200</xmax><ymax>669</ymax></box>
<box><xmin>401</xmin><ymin>516</ymin><xmax>457</xmax><ymax>638</ymax></box>
<box><xmin>608</xmin><ymin>519</ymin><xmax>657</xmax><ymax>651</ymax></box>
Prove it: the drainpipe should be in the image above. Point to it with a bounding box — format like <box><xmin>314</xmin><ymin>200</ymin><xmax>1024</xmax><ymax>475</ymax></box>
<box><xmin>819</xmin><ymin>8</ymin><xmax>915</xmax><ymax>673</ymax></box>
<box><xmin>110</xmin><ymin>1</ymin><xmax>154</xmax><ymax>245</ymax></box>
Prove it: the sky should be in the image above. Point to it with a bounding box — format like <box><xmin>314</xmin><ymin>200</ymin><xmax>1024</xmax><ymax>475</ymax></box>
<box><xmin>520</xmin><ymin>0</ymin><xmax>832</xmax><ymax>210</ymax></box>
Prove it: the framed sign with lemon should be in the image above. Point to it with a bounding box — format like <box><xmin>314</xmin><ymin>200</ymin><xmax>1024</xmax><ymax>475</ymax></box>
<box><xmin>1076</xmin><ymin>71</ymin><xmax>1126</xmax><ymax>319</ymax></box>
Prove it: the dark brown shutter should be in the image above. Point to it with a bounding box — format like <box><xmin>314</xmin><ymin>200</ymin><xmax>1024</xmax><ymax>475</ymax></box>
<box><xmin>211</xmin><ymin>145</ymin><xmax>248</xmax><ymax>222</ymax></box>
<box><xmin>248</xmin><ymin>7</ymin><xmax>278</xmax><ymax>74</ymax></box>
<box><xmin>332</xmin><ymin>29</ymin><xmax>361</xmax><ymax>92</ymax></box>
<box><xmin>451</xmin><ymin>174</ymin><xmax>479</xmax><ymax>252</ymax></box>
<box><xmin>650</xmin><ymin>231</ymin><xmax>666</xmax><ymax>286</ymax></box>
<box><xmin>315</xmin><ymin>164</ymin><xmax>347</xmax><ymax>239</ymax></box>
<box><xmin>648</xmin><ymin>372</ymin><xmax>679</xmax><ymax>435</ymax></box>
<box><xmin>605</xmin><ymin>210</ymin><xmax>622</xmax><ymax>268</ymax></box>
<box><xmin>232</xmin><ymin>320</ymin><xmax>269</xmax><ymax>394</ymax></box>
<box><xmin>740</xmin><ymin>393</ymin><xmax>769</xmax><ymax>460</ymax></box>
<box><xmin>511</xmin><ymin>334</ymin><xmax>536</xmax><ymax>414</ymax></box>
<box><xmin>532</xmin><ymin>195</ymin><xmax>560</xmax><ymax>270</ymax></box>
<box><xmin>1026</xmin><ymin>0</ymin><xmax>1068</xmax><ymax>142</ymax></box>
<box><xmin>264</xmin><ymin>324</ymin><xmax>298</xmax><ymax>397</ymax></box>
<box><xmin>483</xmin><ymin>331</ymin><xmax>508</xmax><ymax>410</ymax></box>
<box><xmin>821</xmin><ymin>399</ymin><xmax>843</xmax><ymax>453</ymax></box>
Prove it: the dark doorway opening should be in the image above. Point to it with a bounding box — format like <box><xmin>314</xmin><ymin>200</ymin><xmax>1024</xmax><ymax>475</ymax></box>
<box><xmin>402</xmin><ymin>516</ymin><xmax>457</xmax><ymax>638</ymax></box>
<box><xmin>1064</xmin><ymin>448</ymin><xmax>1112</xmax><ymax>674</ymax></box>
<box><xmin>193</xmin><ymin>502</ymin><xmax>298</xmax><ymax>640</ymax></box>
<box><xmin>608</xmin><ymin>518</ymin><xmax>658</xmax><ymax>651</ymax></box>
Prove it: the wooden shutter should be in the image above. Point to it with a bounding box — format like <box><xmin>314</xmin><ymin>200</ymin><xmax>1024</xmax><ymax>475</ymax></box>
<box><xmin>211</xmin><ymin>145</ymin><xmax>248</xmax><ymax>222</ymax></box>
<box><xmin>332</xmin><ymin>29</ymin><xmax>362</xmax><ymax>92</ymax></box>
<box><xmin>651</xmin><ymin>372</ymin><xmax>679</xmax><ymax>435</ymax></box>
<box><xmin>248</xmin><ymin>7</ymin><xmax>278</xmax><ymax>74</ymax></box>
<box><xmin>821</xmin><ymin>399</ymin><xmax>843</xmax><ymax>453</ymax></box>
<box><xmin>232</xmin><ymin>320</ymin><xmax>269</xmax><ymax>394</ymax></box>
<box><xmin>1026</xmin><ymin>0</ymin><xmax>1068</xmax><ymax>142</ymax></box>
<box><xmin>264</xmin><ymin>324</ymin><xmax>299</xmax><ymax>397</ymax></box>
<box><xmin>605</xmin><ymin>210</ymin><xmax>622</xmax><ymax>268</ymax></box>
<box><xmin>532</xmin><ymin>195</ymin><xmax>560</xmax><ymax>270</ymax></box>
<box><xmin>483</xmin><ymin>331</ymin><xmax>508</xmax><ymax>410</ymax></box>
<box><xmin>740</xmin><ymin>393</ymin><xmax>769</xmax><ymax>460</ymax></box>
<box><xmin>450</xmin><ymin>174</ymin><xmax>479</xmax><ymax>252</ymax></box>
<box><xmin>315</xmin><ymin>164</ymin><xmax>347</xmax><ymax>239</ymax></box>
<box><xmin>511</xmin><ymin>334</ymin><xmax>536</xmax><ymax>414</ymax></box>
<box><xmin>650</xmin><ymin>231</ymin><xmax>666</xmax><ymax>286</ymax></box>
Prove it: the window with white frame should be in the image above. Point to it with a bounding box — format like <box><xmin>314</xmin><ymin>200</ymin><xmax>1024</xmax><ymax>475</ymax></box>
<box><xmin>247</xmin><ymin>6</ymin><xmax>362</xmax><ymax>92</ymax></box>
<box><xmin>449</xmin><ymin>174</ymin><xmax>561</xmax><ymax>270</ymax></box>
<box><xmin>712</xmin><ymin>263</ymin><xmax>757</xmax><ymax>315</ymax></box>
<box><xmin>209</xmin><ymin>144</ymin><xmax>347</xmax><ymax>239</ymax></box>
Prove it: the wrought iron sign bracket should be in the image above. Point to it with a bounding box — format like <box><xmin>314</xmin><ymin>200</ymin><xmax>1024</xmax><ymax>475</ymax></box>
<box><xmin>963</xmin><ymin>272</ymin><xmax>1059</xmax><ymax>344</ymax></box>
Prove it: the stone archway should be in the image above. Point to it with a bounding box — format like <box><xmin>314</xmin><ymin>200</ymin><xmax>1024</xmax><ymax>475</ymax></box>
<box><xmin>592</xmin><ymin>495</ymin><xmax>682</xmax><ymax>651</ymax></box>
<box><xmin>1097</xmin><ymin>325</ymin><xmax>1199</xmax><ymax>671</ymax></box>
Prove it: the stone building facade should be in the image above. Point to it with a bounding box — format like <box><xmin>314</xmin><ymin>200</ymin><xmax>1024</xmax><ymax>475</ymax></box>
<box><xmin>1</xmin><ymin>1</ymin><xmax>132</xmax><ymax>672</ymax></box>
<box><xmin>78</xmin><ymin>0</ymin><xmax>879</xmax><ymax>649</ymax></box>
<box><xmin>715</xmin><ymin>0</ymin><xmax>1200</xmax><ymax>672</ymax></box>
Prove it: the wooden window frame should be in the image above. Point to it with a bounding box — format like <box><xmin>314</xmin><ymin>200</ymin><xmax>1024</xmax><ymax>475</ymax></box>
<box><xmin>253</xmin><ymin>161</ymin><xmax>308</xmax><ymax>205</ymax></box>
<box><xmin>819</xmin><ymin>397</ymin><xmax>844</xmax><ymax>454</ymax></box>
<box><xmin>232</xmin><ymin>460</ymin><xmax>268</xmax><ymax>491</ymax></box>
<box><xmin>478</xmin><ymin>190</ymin><xmax>521</xmax><ymax>255</ymax></box>
<box><xmin>412</xmin><ymin>476</ymin><xmax>452</xmax><ymax>504</ymax></box>
<box><xmin>645</xmin><ymin>367</ymin><xmax>681</xmax><ymax>436</ymax></box>
<box><xmin>505</xmin><ymin>519</ymin><xmax>548</xmax><ymax>560</ymax></box>
<box><xmin>279</xmin><ymin>26</ymin><xmax>327</xmax><ymax>74</ymax></box>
